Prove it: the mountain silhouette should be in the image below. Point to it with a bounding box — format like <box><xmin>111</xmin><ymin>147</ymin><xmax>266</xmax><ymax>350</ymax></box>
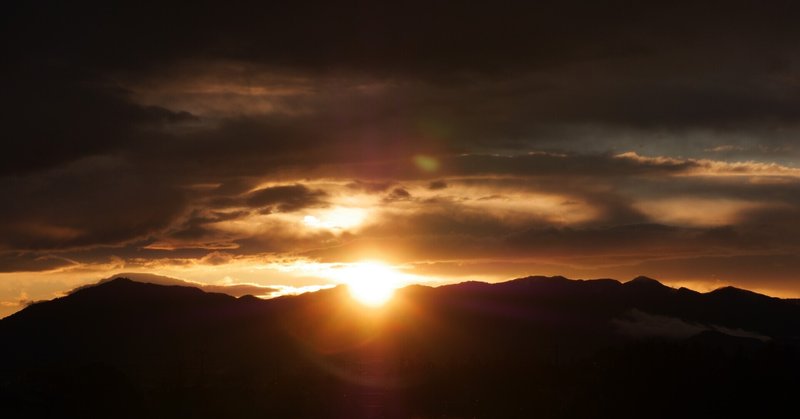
<box><xmin>1</xmin><ymin>276</ymin><xmax>798</xmax><ymax>418</ymax></box>
<box><xmin>68</xmin><ymin>272</ymin><xmax>279</xmax><ymax>297</ymax></box>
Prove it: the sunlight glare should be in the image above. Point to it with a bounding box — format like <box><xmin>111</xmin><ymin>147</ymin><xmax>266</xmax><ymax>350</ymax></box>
<box><xmin>338</xmin><ymin>261</ymin><xmax>403</xmax><ymax>307</ymax></box>
<box><xmin>303</xmin><ymin>207</ymin><xmax>367</xmax><ymax>230</ymax></box>
<box><xmin>261</xmin><ymin>259</ymin><xmax>432</xmax><ymax>307</ymax></box>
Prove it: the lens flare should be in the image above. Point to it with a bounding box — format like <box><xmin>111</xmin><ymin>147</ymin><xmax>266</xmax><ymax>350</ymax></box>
<box><xmin>413</xmin><ymin>155</ymin><xmax>439</xmax><ymax>172</ymax></box>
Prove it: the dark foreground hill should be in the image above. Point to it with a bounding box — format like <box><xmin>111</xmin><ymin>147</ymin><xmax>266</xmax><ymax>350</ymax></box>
<box><xmin>1</xmin><ymin>276</ymin><xmax>798</xmax><ymax>418</ymax></box>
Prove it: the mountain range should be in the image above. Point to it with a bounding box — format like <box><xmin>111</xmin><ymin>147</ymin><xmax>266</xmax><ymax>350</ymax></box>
<box><xmin>1</xmin><ymin>275</ymin><xmax>798</xmax><ymax>418</ymax></box>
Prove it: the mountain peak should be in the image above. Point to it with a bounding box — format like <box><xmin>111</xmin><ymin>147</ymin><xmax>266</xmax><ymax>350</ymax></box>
<box><xmin>513</xmin><ymin>275</ymin><xmax>571</xmax><ymax>284</ymax></box>
<box><xmin>626</xmin><ymin>276</ymin><xmax>666</xmax><ymax>287</ymax></box>
<box><xmin>708</xmin><ymin>285</ymin><xmax>769</xmax><ymax>300</ymax></box>
<box><xmin>710</xmin><ymin>285</ymin><xmax>749</xmax><ymax>294</ymax></box>
<box><xmin>106</xmin><ymin>277</ymin><xmax>134</xmax><ymax>284</ymax></box>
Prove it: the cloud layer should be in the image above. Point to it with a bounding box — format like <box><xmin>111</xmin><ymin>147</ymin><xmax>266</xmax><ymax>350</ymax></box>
<box><xmin>4</xmin><ymin>0</ymin><xmax>800</xmax><ymax>312</ymax></box>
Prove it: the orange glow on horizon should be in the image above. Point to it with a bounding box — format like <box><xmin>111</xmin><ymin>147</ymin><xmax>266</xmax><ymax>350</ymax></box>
<box><xmin>323</xmin><ymin>261</ymin><xmax>415</xmax><ymax>307</ymax></box>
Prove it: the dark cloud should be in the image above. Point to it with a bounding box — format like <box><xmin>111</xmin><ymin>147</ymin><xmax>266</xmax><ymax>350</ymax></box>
<box><xmin>150</xmin><ymin>210</ymin><xmax>251</xmax><ymax>250</ymax></box>
<box><xmin>8</xmin><ymin>1</ymin><xmax>800</xmax><ymax>75</ymax></box>
<box><xmin>2</xmin><ymin>62</ymin><xmax>197</xmax><ymax>176</ymax></box>
<box><xmin>7</xmin><ymin>2</ymin><xmax>800</xmax><ymax>155</ymax></box>
<box><xmin>428</xmin><ymin>180</ymin><xmax>448</xmax><ymax>190</ymax></box>
<box><xmin>507</xmin><ymin>224</ymin><xmax>717</xmax><ymax>260</ymax></box>
<box><xmin>246</xmin><ymin>184</ymin><xmax>327</xmax><ymax>212</ymax></box>
<box><xmin>382</xmin><ymin>187</ymin><xmax>412</xmax><ymax>203</ymax></box>
<box><xmin>0</xmin><ymin>253</ymin><xmax>78</xmax><ymax>273</ymax></box>
<box><xmin>0</xmin><ymin>163</ymin><xmax>187</xmax><ymax>251</ymax></box>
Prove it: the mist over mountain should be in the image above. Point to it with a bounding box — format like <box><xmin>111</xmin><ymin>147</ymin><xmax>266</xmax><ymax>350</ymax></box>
<box><xmin>1</xmin><ymin>276</ymin><xmax>798</xmax><ymax>418</ymax></box>
<box><xmin>69</xmin><ymin>272</ymin><xmax>280</xmax><ymax>298</ymax></box>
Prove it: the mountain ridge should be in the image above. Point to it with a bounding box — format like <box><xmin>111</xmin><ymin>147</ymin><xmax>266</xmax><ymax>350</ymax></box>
<box><xmin>1</xmin><ymin>275</ymin><xmax>798</xmax><ymax>418</ymax></box>
<box><xmin>8</xmin><ymin>274</ymin><xmax>795</xmax><ymax>337</ymax></box>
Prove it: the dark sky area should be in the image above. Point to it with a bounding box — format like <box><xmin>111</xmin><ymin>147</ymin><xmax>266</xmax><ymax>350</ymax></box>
<box><xmin>3</xmin><ymin>1</ymin><xmax>800</xmax><ymax>316</ymax></box>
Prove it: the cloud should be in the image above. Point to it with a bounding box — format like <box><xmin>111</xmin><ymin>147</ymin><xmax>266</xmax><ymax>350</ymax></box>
<box><xmin>200</xmin><ymin>251</ymin><xmax>236</xmax><ymax>266</ymax></box>
<box><xmin>3</xmin><ymin>61</ymin><xmax>197</xmax><ymax>176</ymax></box>
<box><xmin>4</xmin><ymin>1</ymin><xmax>800</xmax><ymax>307</ymax></box>
<box><xmin>346</xmin><ymin>180</ymin><xmax>396</xmax><ymax>193</ymax></box>
<box><xmin>614</xmin><ymin>309</ymin><xmax>708</xmax><ymax>340</ymax></box>
<box><xmin>3</xmin><ymin>151</ymin><xmax>800</xmax><ymax>288</ymax></box>
<box><xmin>0</xmin><ymin>253</ymin><xmax>78</xmax><ymax>273</ymax></box>
<box><xmin>246</xmin><ymin>184</ymin><xmax>328</xmax><ymax>212</ymax></box>
<box><xmin>0</xmin><ymin>161</ymin><xmax>188</xmax><ymax>251</ymax></box>
<box><xmin>7</xmin><ymin>2</ymin><xmax>800</xmax><ymax>174</ymax></box>
<box><xmin>382</xmin><ymin>187</ymin><xmax>412</xmax><ymax>203</ymax></box>
<box><xmin>616</xmin><ymin>152</ymin><xmax>800</xmax><ymax>177</ymax></box>
<box><xmin>614</xmin><ymin>309</ymin><xmax>770</xmax><ymax>342</ymax></box>
<box><xmin>428</xmin><ymin>180</ymin><xmax>448</xmax><ymax>190</ymax></box>
<box><xmin>76</xmin><ymin>272</ymin><xmax>279</xmax><ymax>298</ymax></box>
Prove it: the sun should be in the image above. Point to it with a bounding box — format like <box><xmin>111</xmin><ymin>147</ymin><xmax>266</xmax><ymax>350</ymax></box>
<box><xmin>269</xmin><ymin>259</ymin><xmax>420</xmax><ymax>307</ymax></box>
<box><xmin>339</xmin><ymin>261</ymin><xmax>403</xmax><ymax>307</ymax></box>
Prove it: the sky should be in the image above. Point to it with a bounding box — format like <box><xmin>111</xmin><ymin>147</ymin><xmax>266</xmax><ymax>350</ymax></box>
<box><xmin>3</xmin><ymin>1</ymin><xmax>800</xmax><ymax>316</ymax></box>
